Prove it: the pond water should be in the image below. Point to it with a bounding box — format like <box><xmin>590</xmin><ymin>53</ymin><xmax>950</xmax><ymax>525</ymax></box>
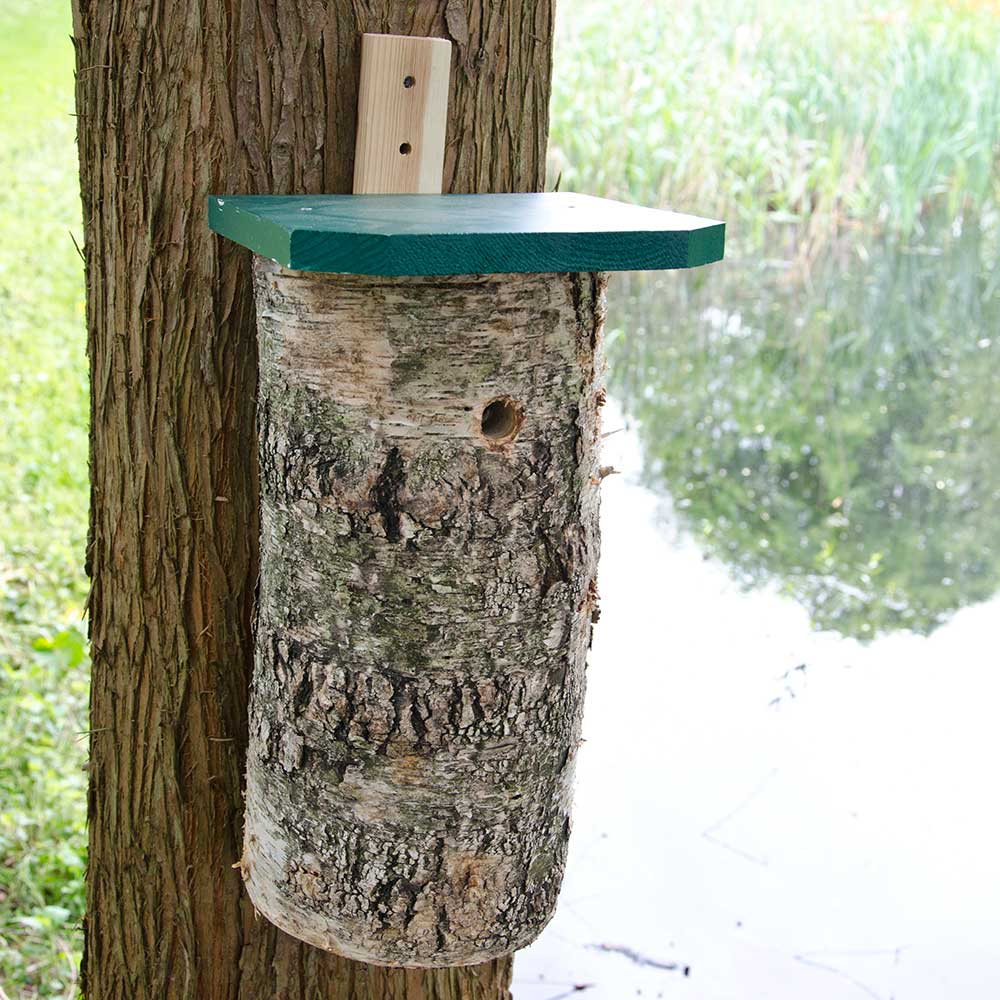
<box><xmin>517</xmin><ymin>229</ymin><xmax>1000</xmax><ymax>999</ymax></box>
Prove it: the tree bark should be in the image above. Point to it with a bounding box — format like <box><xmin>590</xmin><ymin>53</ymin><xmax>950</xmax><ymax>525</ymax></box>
<box><xmin>245</xmin><ymin>265</ymin><xmax>606</xmax><ymax>967</ymax></box>
<box><xmin>72</xmin><ymin>2</ymin><xmax>565</xmax><ymax>998</ymax></box>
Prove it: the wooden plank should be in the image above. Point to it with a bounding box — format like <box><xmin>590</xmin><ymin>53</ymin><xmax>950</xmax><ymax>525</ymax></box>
<box><xmin>208</xmin><ymin>192</ymin><xmax>726</xmax><ymax>275</ymax></box>
<box><xmin>353</xmin><ymin>33</ymin><xmax>452</xmax><ymax>194</ymax></box>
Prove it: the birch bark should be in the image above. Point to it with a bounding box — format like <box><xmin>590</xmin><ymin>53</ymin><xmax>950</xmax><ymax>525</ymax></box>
<box><xmin>245</xmin><ymin>265</ymin><xmax>608</xmax><ymax>966</ymax></box>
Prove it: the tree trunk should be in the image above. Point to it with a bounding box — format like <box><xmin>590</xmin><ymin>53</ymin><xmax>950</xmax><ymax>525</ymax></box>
<box><xmin>244</xmin><ymin>265</ymin><xmax>606</xmax><ymax>967</ymax></box>
<box><xmin>72</xmin><ymin>3</ymin><xmax>566</xmax><ymax>998</ymax></box>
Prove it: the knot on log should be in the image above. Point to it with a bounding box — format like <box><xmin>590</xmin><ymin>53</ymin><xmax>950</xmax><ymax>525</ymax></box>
<box><xmin>371</xmin><ymin>447</ymin><xmax>406</xmax><ymax>542</ymax></box>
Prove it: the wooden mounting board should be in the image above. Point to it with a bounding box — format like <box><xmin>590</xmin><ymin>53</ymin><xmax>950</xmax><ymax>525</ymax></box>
<box><xmin>353</xmin><ymin>33</ymin><xmax>452</xmax><ymax>194</ymax></box>
<box><xmin>208</xmin><ymin>192</ymin><xmax>725</xmax><ymax>275</ymax></box>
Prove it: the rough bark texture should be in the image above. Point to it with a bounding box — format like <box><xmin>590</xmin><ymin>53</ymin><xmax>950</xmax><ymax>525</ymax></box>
<box><xmin>245</xmin><ymin>264</ymin><xmax>607</xmax><ymax>966</ymax></box>
<box><xmin>72</xmin><ymin>1</ymin><xmax>561</xmax><ymax>997</ymax></box>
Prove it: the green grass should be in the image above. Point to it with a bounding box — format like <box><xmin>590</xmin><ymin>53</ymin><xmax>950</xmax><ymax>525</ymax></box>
<box><xmin>549</xmin><ymin>0</ymin><xmax>1000</xmax><ymax>254</ymax></box>
<box><xmin>0</xmin><ymin>0</ymin><xmax>998</xmax><ymax>994</ymax></box>
<box><xmin>0</xmin><ymin>2</ymin><xmax>89</xmax><ymax>997</ymax></box>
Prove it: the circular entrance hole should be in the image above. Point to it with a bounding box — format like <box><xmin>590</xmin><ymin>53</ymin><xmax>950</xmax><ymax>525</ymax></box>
<box><xmin>399</xmin><ymin>142</ymin><xmax>412</xmax><ymax>155</ymax></box>
<box><xmin>480</xmin><ymin>397</ymin><xmax>523</xmax><ymax>444</ymax></box>
<box><xmin>403</xmin><ymin>75</ymin><xmax>416</xmax><ymax>88</ymax></box>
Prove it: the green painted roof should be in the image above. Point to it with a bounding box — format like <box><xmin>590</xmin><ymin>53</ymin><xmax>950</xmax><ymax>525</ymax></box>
<box><xmin>208</xmin><ymin>193</ymin><xmax>724</xmax><ymax>275</ymax></box>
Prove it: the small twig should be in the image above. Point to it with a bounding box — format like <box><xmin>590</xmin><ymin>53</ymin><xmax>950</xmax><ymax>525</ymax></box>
<box><xmin>592</xmin><ymin>465</ymin><xmax>620</xmax><ymax>484</ymax></box>
<box><xmin>69</xmin><ymin>230</ymin><xmax>86</xmax><ymax>263</ymax></box>
<box><xmin>542</xmin><ymin>986</ymin><xmax>594</xmax><ymax>1000</ymax></box>
<box><xmin>701</xmin><ymin>768</ymin><xmax>778</xmax><ymax>867</ymax></box>
<box><xmin>794</xmin><ymin>950</ymin><xmax>902</xmax><ymax>1000</ymax></box>
<box><xmin>586</xmin><ymin>942</ymin><xmax>688</xmax><ymax>975</ymax></box>
<box><xmin>701</xmin><ymin>832</ymin><xmax>768</xmax><ymax>866</ymax></box>
<box><xmin>75</xmin><ymin>727</ymin><xmax>110</xmax><ymax>742</ymax></box>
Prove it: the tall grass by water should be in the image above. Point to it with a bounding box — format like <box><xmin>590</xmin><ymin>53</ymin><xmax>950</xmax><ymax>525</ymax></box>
<box><xmin>1</xmin><ymin>0</ymin><xmax>998</xmax><ymax>994</ymax></box>
<box><xmin>550</xmin><ymin>0</ymin><xmax>1000</xmax><ymax>258</ymax></box>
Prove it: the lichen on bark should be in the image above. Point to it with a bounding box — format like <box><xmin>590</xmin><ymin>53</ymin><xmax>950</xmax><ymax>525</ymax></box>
<box><xmin>245</xmin><ymin>262</ymin><xmax>608</xmax><ymax>967</ymax></box>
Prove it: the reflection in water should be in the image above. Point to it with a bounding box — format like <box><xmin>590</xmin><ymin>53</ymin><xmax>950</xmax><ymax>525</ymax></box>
<box><xmin>608</xmin><ymin>221</ymin><xmax>1000</xmax><ymax>638</ymax></box>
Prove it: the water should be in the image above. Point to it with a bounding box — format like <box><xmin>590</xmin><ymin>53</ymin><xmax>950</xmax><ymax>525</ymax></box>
<box><xmin>516</xmin><ymin>227</ymin><xmax>1000</xmax><ymax>999</ymax></box>
<box><xmin>610</xmin><ymin>220</ymin><xmax>1000</xmax><ymax>640</ymax></box>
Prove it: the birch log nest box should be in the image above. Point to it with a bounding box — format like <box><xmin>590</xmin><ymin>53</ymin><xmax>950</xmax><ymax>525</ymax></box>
<box><xmin>209</xmin><ymin>33</ymin><xmax>724</xmax><ymax>968</ymax></box>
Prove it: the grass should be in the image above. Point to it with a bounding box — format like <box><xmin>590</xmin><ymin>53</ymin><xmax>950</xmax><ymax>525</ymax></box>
<box><xmin>0</xmin><ymin>0</ymin><xmax>998</xmax><ymax>994</ymax></box>
<box><xmin>549</xmin><ymin>0</ymin><xmax>1000</xmax><ymax>256</ymax></box>
<box><xmin>0</xmin><ymin>2</ymin><xmax>89</xmax><ymax>997</ymax></box>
